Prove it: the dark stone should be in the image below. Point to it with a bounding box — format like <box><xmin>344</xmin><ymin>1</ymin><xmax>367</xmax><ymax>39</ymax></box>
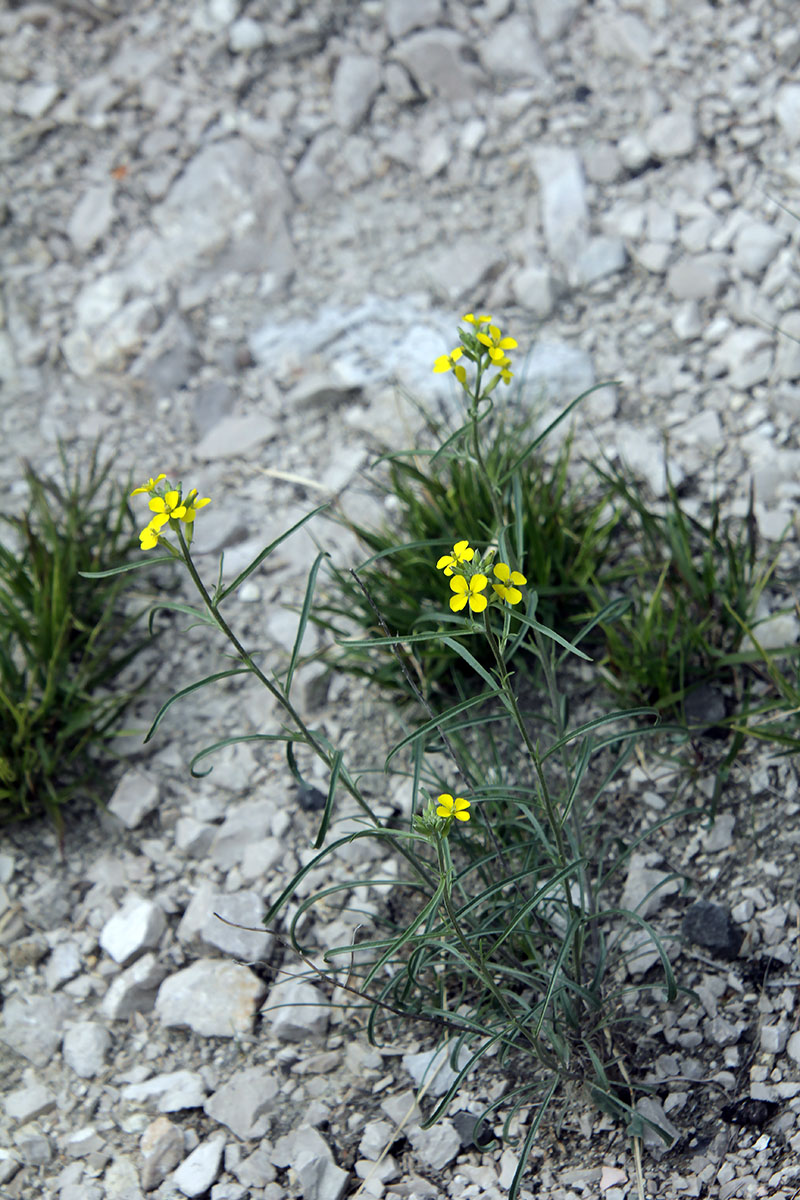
<box><xmin>296</xmin><ymin>783</ymin><xmax>326</xmax><ymax>812</ymax></box>
<box><xmin>720</xmin><ymin>1098</ymin><xmax>780</xmax><ymax>1127</ymax></box>
<box><xmin>684</xmin><ymin>683</ymin><xmax>727</xmax><ymax>733</ymax></box>
<box><xmin>451</xmin><ymin>1110</ymin><xmax>494</xmax><ymax>1150</ymax></box>
<box><xmin>573</xmin><ymin>85</ymin><xmax>592</xmax><ymax>103</ymax></box>
<box><xmin>682</xmin><ymin>900</ymin><xmax>743</xmax><ymax>960</ymax></box>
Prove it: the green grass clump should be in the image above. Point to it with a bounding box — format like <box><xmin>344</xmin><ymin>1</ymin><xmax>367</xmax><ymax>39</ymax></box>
<box><xmin>0</xmin><ymin>446</ymin><xmax>151</xmax><ymax>829</ymax></box>
<box><xmin>317</xmin><ymin>409</ymin><xmax>619</xmax><ymax>700</ymax></box>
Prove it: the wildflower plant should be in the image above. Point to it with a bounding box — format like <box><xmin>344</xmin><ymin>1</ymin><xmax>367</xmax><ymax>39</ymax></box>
<box><xmin>102</xmin><ymin>314</ymin><xmax>693</xmax><ymax>1196</ymax></box>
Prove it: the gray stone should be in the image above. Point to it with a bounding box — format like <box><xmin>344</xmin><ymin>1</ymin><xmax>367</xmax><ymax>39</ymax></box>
<box><xmin>761</xmin><ymin>1023</ymin><xmax>791</xmax><ymax>1055</ymax></box>
<box><xmin>263</xmin><ymin>978</ymin><xmax>329</xmax><ymax>1041</ymax></box>
<box><xmin>100</xmin><ymin>894</ymin><xmax>166</xmax><ymax>966</ymax></box>
<box><xmin>204</xmin><ymin>1066</ymin><xmax>279</xmax><ymax>1139</ymax></box>
<box><xmin>108</xmin><ymin>769</ymin><xmax>160</xmax><ymax>830</ymax></box>
<box><xmin>67</xmin><ymin>184</ymin><xmax>115</xmax><ymax>254</ymax></box>
<box><xmin>524</xmin><ymin>339</ymin><xmax>594</xmax><ymax>405</ymax></box>
<box><xmin>635</xmin><ymin>1097</ymin><xmax>679</xmax><ymax>1153</ymax></box>
<box><xmin>710</xmin><ymin>327</ymin><xmax>773</xmax><ymax>390</ymax></box>
<box><xmin>122</xmin><ymin>1069</ymin><xmax>207</xmax><ymax>1112</ymax></box>
<box><xmin>229</xmin><ymin>17</ymin><xmax>266</xmax><ymax>52</ymax></box>
<box><xmin>423</xmin><ymin>236</ymin><xmax>505</xmax><ymax>304</ymax></box>
<box><xmin>232</xmin><ymin>1145</ymin><xmax>277</xmax><ymax>1187</ymax></box>
<box><xmin>532</xmin><ymin>0</ymin><xmax>580</xmax><ymax>40</ymax></box>
<box><xmin>385</xmin><ymin>0</ymin><xmax>442</xmax><ymax>40</ymax></box>
<box><xmin>331</xmin><ymin>54</ymin><xmax>381</xmax><ymax>133</ymax></box>
<box><xmin>199</xmin><ymin>890</ymin><xmax>273</xmax><ymax>962</ymax></box>
<box><xmin>134</xmin><ymin>314</ymin><xmax>200</xmax><ymax>394</ymax></box>
<box><xmin>775</xmin><ymin>85</ymin><xmax>800</xmax><ymax>144</ymax></box>
<box><xmin>787</xmin><ymin>1031</ymin><xmax>800</xmax><ymax>1064</ymax></box>
<box><xmin>14</xmin><ymin>1127</ymin><xmax>52</xmax><ymax>1166</ymax></box>
<box><xmin>409</xmin><ymin>1121</ymin><xmax>461</xmax><ymax>1170</ymax></box>
<box><xmin>646</xmin><ymin>108</ymin><xmax>697</xmax><ymax>159</ymax></box>
<box><xmin>666</xmin><ymin>255</ymin><xmax>727</xmax><ymax>300</ymax></box>
<box><xmin>571</xmin><ymin>236</ymin><xmax>627</xmax><ymax>286</ymax></box>
<box><xmin>775</xmin><ymin>311</ymin><xmax>800</xmax><ymax>380</ymax></box>
<box><xmin>402</xmin><ymin>1043</ymin><xmax>470</xmax><ymax>1097</ymax></box>
<box><xmin>0</xmin><ymin>1150</ymin><xmax>22</xmax><ymax>1185</ymax></box>
<box><xmin>614</xmin><ymin>424</ymin><xmax>680</xmax><ymax>497</ymax></box>
<box><xmin>478</xmin><ymin>15</ymin><xmax>548</xmax><ymax>81</ymax></box>
<box><xmin>271</xmin><ymin>1126</ymin><xmax>348</xmax><ymax>1200</ymax></box>
<box><xmin>172</xmin><ymin>1135</ymin><xmax>226</xmax><ymax>1198</ymax></box>
<box><xmin>511</xmin><ymin>263</ymin><xmax>556</xmax><ymax>317</ymax></box>
<box><xmin>194</xmin><ymin>414</ymin><xmax>277</xmax><ymax>461</ymax></box>
<box><xmin>286</xmin><ymin>371</ymin><xmax>361</xmax><ymax>413</ymax></box>
<box><xmin>64</xmin><ymin>1126</ymin><xmax>105</xmax><ymax>1159</ymax></box>
<box><xmin>62</xmin><ymin>1022</ymin><xmax>111</xmax><ymax>1078</ymax></box>
<box><xmin>392</xmin><ymin>30</ymin><xmax>485</xmax><ymax>101</ymax></box>
<box><xmin>193</xmin><ymin>380</ymin><xmax>234</xmax><ymax>435</ymax></box>
<box><xmin>532</xmin><ymin>146</ymin><xmax>588</xmax><ymax>266</ymax></box>
<box><xmin>4</xmin><ymin>1080</ymin><xmax>57</xmax><ymax>1123</ymax></box>
<box><xmin>101</xmin><ymin>951</ymin><xmax>168</xmax><ymax>1020</ymax></box>
<box><xmin>156</xmin><ymin>959</ymin><xmax>267</xmax><ymax>1037</ymax></box>
<box><xmin>700</xmin><ymin>813</ymin><xmax>735</xmax><ymax>853</ymax></box>
<box><xmin>595</xmin><ymin>12</ymin><xmax>654</xmax><ymax>63</ymax></box>
<box><xmin>209</xmin><ymin>797</ymin><xmax>276</xmax><ymax>869</ymax></box>
<box><xmin>618</xmin><ymin>133</ymin><xmax>651</xmax><ymax>172</ymax></box>
<box><xmin>44</xmin><ymin>940</ymin><xmax>82</xmax><ymax>991</ymax></box>
<box><xmin>140</xmin><ymin>1116</ymin><xmax>185</xmax><ymax>1192</ymax></box>
<box><xmin>174</xmin><ymin>817</ymin><xmax>216</xmax><ymax>858</ymax></box>
<box><xmin>15</xmin><ymin>81</ymin><xmax>60</xmax><ymax>119</ymax></box>
<box><xmin>0</xmin><ymin>992</ymin><xmax>71</xmax><ymax>1066</ymax></box>
<box><xmin>682</xmin><ymin>900</ymin><xmax>743</xmax><ymax>959</ymax></box>
<box><xmin>359</xmin><ymin>1120</ymin><xmax>395</xmax><ymax>1160</ymax></box>
<box><xmin>733</xmin><ymin>222</ymin><xmax>787</xmax><ymax>276</ymax></box>
<box><xmin>620</xmin><ymin>853</ymin><xmax>679</xmax><ymax>919</ymax></box>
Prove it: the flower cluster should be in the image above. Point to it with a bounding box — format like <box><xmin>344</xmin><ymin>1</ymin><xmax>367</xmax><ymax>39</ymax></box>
<box><xmin>433</xmin><ymin>313</ymin><xmax>517</xmax><ymax>391</ymax></box>
<box><xmin>436</xmin><ymin>539</ymin><xmax>527</xmax><ymax>614</ymax></box>
<box><xmin>131</xmin><ymin>474</ymin><xmax>210</xmax><ymax>550</ymax></box>
<box><xmin>413</xmin><ymin>790</ymin><xmax>472</xmax><ymax>838</ymax></box>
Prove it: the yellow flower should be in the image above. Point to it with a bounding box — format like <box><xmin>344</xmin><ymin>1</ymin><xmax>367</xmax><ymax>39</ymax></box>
<box><xmin>476</xmin><ymin>324</ymin><xmax>518</xmax><ymax>362</ymax></box>
<box><xmin>139</xmin><ymin>521</ymin><xmax>162</xmax><ymax>551</ymax></box>
<box><xmin>436</xmin><ymin>793</ymin><xmax>471</xmax><ymax>821</ymax></box>
<box><xmin>436</xmin><ymin>539</ymin><xmax>475</xmax><ymax>576</ymax></box>
<box><xmin>149</xmin><ymin>490</ymin><xmax>187</xmax><ymax>525</ymax></box>
<box><xmin>462</xmin><ymin>313</ymin><xmax>492</xmax><ymax>326</ymax></box>
<box><xmin>433</xmin><ymin>347</ymin><xmax>467</xmax><ymax>384</ymax></box>
<box><xmin>450</xmin><ymin>573</ymin><xmax>488</xmax><ymax>613</ymax></box>
<box><xmin>492</xmin><ymin>562</ymin><xmax>527</xmax><ymax>605</ymax></box>
<box><xmin>131</xmin><ymin>474</ymin><xmax>166</xmax><ymax>497</ymax></box>
<box><xmin>181</xmin><ymin>488</ymin><xmax>211</xmax><ymax>523</ymax></box>
<box><xmin>496</xmin><ymin>355</ymin><xmax>514</xmax><ymax>385</ymax></box>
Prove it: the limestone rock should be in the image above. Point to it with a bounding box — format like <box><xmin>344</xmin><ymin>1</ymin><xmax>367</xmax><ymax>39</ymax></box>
<box><xmin>156</xmin><ymin>959</ymin><xmax>267</xmax><ymax>1037</ymax></box>
<box><xmin>392</xmin><ymin>30</ymin><xmax>485</xmax><ymax>101</ymax></box>
<box><xmin>331</xmin><ymin>54</ymin><xmax>381</xmax><ymax>133</ymax></box>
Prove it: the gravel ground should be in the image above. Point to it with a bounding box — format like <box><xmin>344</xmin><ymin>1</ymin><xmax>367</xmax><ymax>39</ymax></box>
<box><xmin>2</xmin><ymin>1</ymin><xmax>800</xmax><ymax>1197</ymax></box>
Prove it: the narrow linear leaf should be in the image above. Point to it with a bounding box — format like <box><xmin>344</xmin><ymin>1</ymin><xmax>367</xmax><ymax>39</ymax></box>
<box><xmin>313</xmin><ymin>749</ymin><xmax>343</xmax><ymax>849</ymax></box>
<box><xmin>215</xmin><ymin>502</ymin><xmax>329</xmax><ymax>606</ymax></box>
<box><xmin>79</xmin><ymin>554</ymin><xmax>175</xmax><ymax>578</ymax></box>
<box><xmin>286</xmin><ymin>550</ymin><xmax>327</xmax><ymax>697</ymax></box>
<box><xmin>143</xmin><ymin>668</ymin><xmax>251</xmax><ymax>743</ymax></box>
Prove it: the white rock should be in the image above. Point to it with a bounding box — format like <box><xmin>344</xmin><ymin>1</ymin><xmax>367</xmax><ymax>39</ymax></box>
<box><xmin>207</xmin><ymin>0</ymin><xmax>240</xmax><ymax>25</ymax></box>
<box><xmin>140</xmin><ymin>1116</ymin><xmax>184</xmax><ymax>1192</ymax></box>
<box><xmin>263</xmin><ymin>978</ymin><xmax>329</xmax><ymax>1041</ymax></box>
<box><xmin>392</xmin><ymin>29</ymin><xmax>484</xmax><ymax>101</ymax></box>
<box><xmin>402</xmin><ymin>1043</ymin><xmax>469</xmax><ymax>1097</ymax></box>
<box><xmin>532</xmin><ymin>0</ymin><xmax>580</xmax><ymax>41</ymax></box>
<box><xmin>646</xmin><ymin>108</ymin><xmax>697</xmax><ymax>159</ymax></box>
<box><xmin>478</xmin><ymin>15</ymin><xmax>548</xmax><ymax>81</ymax></box>
<box><xmin>271</xmin><ymin>1125</ymin><xmax>348</xmax><ymax>1200</ymax></box>
<box><xmin>15</xmin><ymin>81</ymin><xmax>60</xmax><ymax>119</ymax></box>
<box><xmin>512</xmin><ymin>263</ymin><xmax>555</xmax><ymax>316</ymax></box>
<box><xmin>385</xmin><ymin>0</ymin><xmax>442</xmax><ymax>40</ymax></box>
<box><xmin>409</xmin><ymin>1121</ymin><xmax>461</xmax><ymax>1170</ymax></box>
<box><xmin>761</xmin><ymin>1023</ymin><xmax>791</xmax><ymax>1055</ymax></box>
<box><xmin>228</xmin><ymin>17</ymin><xmax>266</xmax><ymax>52</ymax></box>
<box><xmin>786</xmin><ymin>1031</ymin><xmax>800</xmax><ymax>1064</ymax></box>
<box><xmin>156</xmin><ymin>959</ymin><xmax>267</xmax><ymax>1037</ymax></box>
<box><xmin>0</xmin><ymin>993</ymin><xmax>71</xmax><ymax>1067</ymax></box>
<box><xmin>204</xmin><ymin>1066</ymin><xmax>279</xmax><ymax>1139</ymax></box>
<box><xmin>633</xmin><ymin>242</ymin><xmax>672</xmax><ymax>274</ymax></box>
<box><xmin>614</xmin><ymin>424</ymin><xmax>682</xmax><ymax>497</ymax></box>
<box><xmin>672</xmin><ymin>301</ymin><xmax>703</xmax><ymax>341</ymax></box>
<box><xmin>44</xmin><ymin>941</ymin><xmax>82</xmax><ymax>991</ymax></box>
<box><xmin>123</xmin><ymin>1070</ymin><xmax>207</xmax><ymax>1112</ymax></box>
<box><xmin>666</xmin><ymin>255</ymin><xmax>727</xmax><ymax>300</ymax></box>
<box><xmin>700</xmin><ymin>813</ymin><xmax>736</xmax><ymax>853</ymax></box>
<box><xmin>635</xmin><ymin>1097</ymin><xmax>679</xmax><ymax>1152</ymax></box>
<box><xmin>62</xmin><ymin>1023</ymin><xmax>111</xmax><ymax>1079</ymax></box>
<box><xmin>620</xmin><ymin>854</ymin><xmax>679</xmax><ymax>919</ymax></box>
<box><xmin>331</xmin><ymin>54</ymin><xmax>381</xmax><ymax>133</ymax></box>
<box><xmin>618</xmin><ymin>133</ymin><xmax>651</xmax><ymax>171</ymax></box>
<box><xmin>101</xmin><ymin>952</ymin><xmax>167</xmax><ymax>1020</ymax></box>
<box><xmin>197</xmin><ymin>890</ymin><xmax>273</xmax><ymax>962</ymax></box>
<box><xmin>67</xmin><ymin>184</ymin><xmax>115</xmax><ymax>254</ymax></box>
<box><xmin>595</xmin><ymin>12</ymin><xmax>654</xmax><ymax>63</ymax></box>
<box><xmin>99</xmin><ymin>894</ymin><xmax>166</xmax><ymax>966</ymax></box>
<box><xmin>524</xmin><ymin>339</ymin><xmax>594</xmax><ymax>405</ymax></box>
<box><xmin>744</xmin><ymin>612</ymin><xmax>800</xmax><ymax>652</ymax></box>
<box><xmin>194</xmin><ymin>413</ymin><xmax>277</xmax><ymax>460</ymax></box>
<box><xmin>4</xmin><ymin>1080</ymin><xmax>56</xmax><ymax>1123</ymax></box>
<box><xmin>532</xmin><ymin>146</ymin><xmax>588</xmax><ymax>266</ymax></box>
<box><xmin>172</xmin><ymin>1135</ymin><xmax>226</xmax><ymax>1198</ymax></box>
<box><xmin>775</xmin><ymin>311</ymin><xmax>800</xmax><ymax>380</ymax></box>
<box><xmin>733</xmin><ymin>222</ymin><xmax>786</xmax><ymax>276</ymax></box>
<box><xmin>775</xmin><ymin>85</ymin><xmax>800</xmax><ymax>144</ymax></box>
<box><xmin>419</xmin><ymin>131</ymin><xmax>451</xmax><ymax>179</ymax></box>
<box><xmin>423</xmin><ymin>236</ymin><xmax>505</xmax><ymax>303</ymax></box>
<box><xmin>359</xmin><ymin>1120</ymin><xmax>395</xmax><ymax>1160</ymax></box>
<box><xmin>710</xmin><ymin>327</ymin><xmax>773</xmax><ymax>390</ymax></box>
<box><xmin>570</xmin><ymin>236</ymin><xmax>627</xmax><ymax>286</ymax></box>
<box><xmin>107</xmin><ymin>769</ymin><xmax>160</xmax><ymax>830</ymax></box>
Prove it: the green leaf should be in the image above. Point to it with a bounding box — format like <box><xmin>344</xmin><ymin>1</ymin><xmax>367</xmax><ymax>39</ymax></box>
<box><xmin>286</xmin><ymin>550</ymin><xmax>327</xmax><ymax>697</ymax></box>
<box><xmin>143</xmin><ymin>668</ymin><xmax>251</xmax><ymax>743</ymax></box>
<box><xmin>313</xmin><ymin>749</ymin><xmax>343</xmax><ymax>849</ymax></box>
<box><xmin>214</xmin><ymin>503</ymin><xmax>329</xmax><ymax>606</ymax></box>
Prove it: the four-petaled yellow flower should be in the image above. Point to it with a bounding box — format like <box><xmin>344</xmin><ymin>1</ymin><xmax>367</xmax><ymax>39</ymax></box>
<box><xmin>437</xmin><ymin>539</ymin><xmax>475</xmax><ymax>577</ymax></box>
<box><xmin>492</xmin><ymin>562</ymin><xmax>527</xmax><ymax>605</ymax></box>
<box><xmin>139</xmin><ymin>523</ymin><xmax>162</xmax><ymax>550</ymax></box>
<box><xmin>181</xmin><ymin>488</ymin><xmax>211</xmax><ymax>523</ymax></box>
<box><xmin>436</xmin><ymin>793</ymin><xmax>471</xmax><ymax>821</ymax></box>
<box><xmin>148</xmin><ymin>490</ymin><xmax>187</xmax><ymax>528</ymax></box>
<box><xmin>462</xmin><ymin>313</ymin><xmax>492</xmax><ymax>326</ymax></box>
<box><xmin>433</xmin><ymin>346</ymin><xmax>467</xmax><ymax>384</ymax></box>
<box><xmin>476</xmin><ymin>325</ymin><xmax>518</xmax><ymax>362</ymax></box>
<box><xmin>131</xmin><ymin>474</ymin><xmax>166</xmax><ymax>497</ymax></box>
<box><xmin>497</xmin><ymin>356</ymin><xmax>513</xmax><ymax>385</ymax></box>
<box><xmin>450</xmin><ymin>573</ymin><xmax>488</xmax><ymax>613</ymax></box>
